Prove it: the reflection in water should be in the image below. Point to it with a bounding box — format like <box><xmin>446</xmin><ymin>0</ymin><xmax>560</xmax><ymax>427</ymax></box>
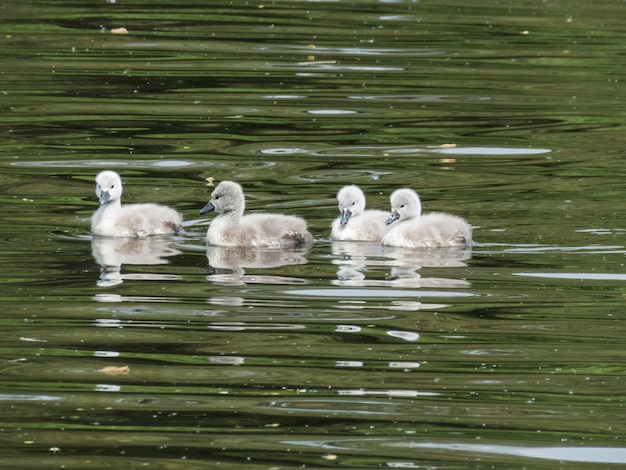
<box><xmin>338</xmin><ymin>389</ymin><xmax>436</xmax><ymax>397</ymax></box>
<box><xmin>209</xmin><ymin>356</ymin><xmax>245</xmax><ymax>365</ymax></box>
<box><xmin>384</xmin><ymin>442</ymin><xmax>626</xmax><ymax>465</ymax></box>
<box><xmin>92</xmin><ymin>293</ymin><xmax>179</xmax><ymax>303</ymax></box>
<box><xmin>207</xmin><ymin>296</ymin><xmax>245</xmax><ymax>307</ymax></box>
<box><xmin>331</xmin><ymin>241</ymin><xmax>471</xmax><ymax>288</ymax></box>
<box><xmin>91</xmin><ymin>236</ymin><xmax>182</xmax><ymax>287</ymax></box>
<box><xmin>338</xmin><ymin>299</ymin><xmax>450</xmax><ymax>312</ymax></box>
<box><xmin>205</xmin><ymin>245</ymin><xmax>309</xmax><ymax>285</ymax></box>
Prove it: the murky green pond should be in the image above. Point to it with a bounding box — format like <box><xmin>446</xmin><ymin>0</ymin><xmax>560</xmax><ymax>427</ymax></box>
<box><xmin>2</xmin><ymin>0</ymin><xmax>626</xmax><ymax>468</ymax></box>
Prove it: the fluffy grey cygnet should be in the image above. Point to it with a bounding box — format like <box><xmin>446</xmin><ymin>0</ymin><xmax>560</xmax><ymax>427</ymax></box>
<box><xmin>331</xmin><ymin>185</ymin><xmax>389</xmax><ymax>242</ymax></box>
<box><xmin>200</xmin><ymin>180</ymin><xmax>313</xmax><ymax>247</ymax></box>
<box><xmin>381</xmin><ymin>188</ymin><xmax>472</xmax><ymax>248</ymax></box>
<box><xmin>91</xmin><ymin>170</ymin><xmax>183</xmax><ymax>238</ymax></box>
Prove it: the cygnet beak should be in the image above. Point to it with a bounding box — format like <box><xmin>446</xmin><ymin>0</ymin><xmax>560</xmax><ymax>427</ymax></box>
<box><xmin>385</xmin><ymin>210</ymin><xmax>400</xmax><ymax>225</ymax></box>
<box><xmin>340</xmin><ymin>209</ymin><xmax>352</xmax><ymax>226</ymax></box>
<box><xmin>200</xmin><ymin>201</ymin><xmax>216</xmax><ymax>215</ymax></box>
<box><xmin>98</xmin><ymin>191</ymin><xmax>111</xmax><ymax>206</ymax></box>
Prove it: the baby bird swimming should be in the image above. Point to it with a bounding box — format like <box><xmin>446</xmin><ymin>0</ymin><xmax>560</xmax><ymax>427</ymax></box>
<box><xmin>381</xmin><ymin>188</ymin><xmax>472</xmax><ymax>248</ymax></box>
<box><xmin>91</xmin><ymin>170</ymin><xmax>183</xmax><ymax>238</ymax></box>
<box><xmin>200</xmin><ymin>180</ymin><xmax>314</xmax><ymax>247</ymax></box>
<box><xmin>331</xmin><ymin>185</ymin><xmax>389</xmax><ymax>242</ymax></box>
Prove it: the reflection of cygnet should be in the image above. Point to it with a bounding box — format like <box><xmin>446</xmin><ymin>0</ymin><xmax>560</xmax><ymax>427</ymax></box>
<box><xmin>336</xmin><ymin>265</ymin><xmax>366</xmax><ymax>282</ymax></box>
<box><xmin>205</xmin><ymin>245</ymin><xmax>310</xmax><ymax>286</ymax></box>
<box><xmin>206</xmin><ymin>245</ymin><xmax>309</xmax><ymax>270</ymax></box>
<box><xmin>91</xmin><ymin>237</ymin><xmax>181</xmax><ymax>287</ymax></box>
<box><xmin>331</xmin><ymin>185</ymin><xmax>389</xmax><ymax>242</ymax></box>
<box><xmin>200</xmin><ymin>181</ymin><xmax>313</xmax><ymax>247</ymax></box>
<box><xmin>382</xmin><ymin>188</ymin><xmax>472</xmax><ymax>248</ymax></box>
<box><xmin>331</xmin><ymin>240</ymin><xmax>384</xmax><ymax>286</ymax></box>
<box><xmin>381</xmin><ymin>245</ymin><xmax>471</xmax><ymax>268</ymax></box>
<box><xmin>91</xmin><ymin>170</ymin><xmax>183</xmax><ymax>238</ymax></box>
<box><xmin>331</xmin><ymin>239</ymin><xmax>471</xmax><ymax>289</ymax></box>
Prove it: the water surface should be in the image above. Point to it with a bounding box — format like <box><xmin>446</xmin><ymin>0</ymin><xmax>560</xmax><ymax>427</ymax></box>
<box><xmin>1</xmin><ymin>0</ymin><xmax>626</xmax><ymax>468</ymax></box>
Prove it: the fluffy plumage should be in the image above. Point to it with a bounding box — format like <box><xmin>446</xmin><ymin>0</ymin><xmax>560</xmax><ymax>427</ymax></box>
<box><xmin>200</xmin><ymin>180</ymin><xmax>314</xmax><ymax>247</ymax></box>
<box><xmin>91</xmin><ymin>170</ymin><xmax>183</xmax><ymax>238</ymax></box>
<box><xmin>381</xmin><ymin>188</ymin><xmax>472</xmax><ymax>248</ymax></box>
<box><xmin>331</xmin><ymin>185</ymin><xmax>389</xmax><ymax>242</ymax></box>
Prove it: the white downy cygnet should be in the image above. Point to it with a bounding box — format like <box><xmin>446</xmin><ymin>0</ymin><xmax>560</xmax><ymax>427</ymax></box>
<box><xmin>331</xmin><ymin>185</ymin><xmax>389</xmax><ymax>242</ymax></box>
<box><xmin>381</xmin><ymin>188</ymin><xmax>472</xmax><ymax>248</ymax></box>
<box><xmin>91</xmin><ymin>170</ymin><xmax>183</xmax><ymax>238</ymax></box>
<box><xmin>200</xmin><ymin>180</ymin><xmax>314</xmax><ymax>247</ymax></box>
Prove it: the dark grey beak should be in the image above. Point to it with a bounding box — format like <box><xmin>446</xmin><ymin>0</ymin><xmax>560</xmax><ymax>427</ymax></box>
<box><xmin>98</xmin><ymin>191</ymin><xmax>111</xmax><ymax>206</ymax></box>
<box><xmin>200</xmin><ymin>201</ymin><xmax>216</xmax><ymax>215</ymax></box>
<box><xmin>385</xmin><ymin>210</ymin><xmax>400</xmax><ymax>225</ymax></box>
<box><xmin>340</xmin><ymin>209</ymin><xmax>352</xmax><ymax>226</ymax></box>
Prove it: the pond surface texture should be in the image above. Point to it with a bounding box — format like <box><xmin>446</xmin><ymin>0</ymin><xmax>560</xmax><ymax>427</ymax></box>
<box><xmin>1</xmin><ymin>0</ymin><xmax>626</xmax><ymax>468</ymax></box>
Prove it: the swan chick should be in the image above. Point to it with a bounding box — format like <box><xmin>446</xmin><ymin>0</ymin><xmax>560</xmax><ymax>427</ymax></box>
<box><xmin>331</xmin><ymin>185</ymin><xmax>389</xmax><ymax>242</ymax></box>
<box><xmin>381</xmin><ymin>188</ymin><xmax>472</xmax><ymax>248</ymax></box>
<box><xmin>200</xmin><ymin>180</ymin><xmax>314</xmax><ymax>247</ymax></box>
<box><xmin>91</xmin><ymin>170</ymin><xmax>183</xmax><ymax>238</ymax></box>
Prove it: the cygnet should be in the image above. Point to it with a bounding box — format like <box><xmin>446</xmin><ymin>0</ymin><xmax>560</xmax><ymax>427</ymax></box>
<box><xmin>331</xmin><ymin>185</ymin><xmax>389</xmax><ymax>242</ymax></box>
<box><xmin>200</xmin><ymin>180</ymin><xmax>314</xmax><ymax>247</ymax></box>
<box><xmin>91</xmin><ymin>170</ymin><xmax>183</xmax><ymax>238</ymax></box>
<box><xmin>381</xmin><ymin>188</ymin><xmax>472</xmax><ymax>248</ymax></box>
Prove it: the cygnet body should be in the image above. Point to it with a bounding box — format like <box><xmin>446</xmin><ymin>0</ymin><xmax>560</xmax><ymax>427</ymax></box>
<box><xmin>200</xmin><ymin>180</ymin><xmax>314</xmax><ymax>247</ymax></box>
<box><xmin>381</xmin><ymin>188</ymin><xmax>472</xmax><ymax>248</ymax></box>
<box><xmin>91</xmin><ymin>170</ymin><xmax>183</xmax><ymax>238</ymax></box>
<box><xmin>331</xmin><ymin>185</ymin><xmax>389</xmax><ymax>242</ymax></box>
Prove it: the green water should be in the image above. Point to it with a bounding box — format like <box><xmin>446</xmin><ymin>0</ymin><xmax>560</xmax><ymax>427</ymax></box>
<box><xmin>1</xmin><ymin>0</ymin><xmax>626</xmax><ymax>468</ymax></box>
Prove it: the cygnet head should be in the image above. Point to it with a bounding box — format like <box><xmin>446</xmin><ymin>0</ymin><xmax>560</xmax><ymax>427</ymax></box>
<box><xmin>200</xmin><ymin>180</ymin><xmax>245</xmax><ymax>217</ymax></box>
<box><xmin>337</xmin><ymin>185</ymin><xmax>366</xmax><ymax>226</ymax></box>
<box><xmin>386</xmin><ymin>188</ymin><xmax>422</xmax><ymax>225</ymax></box>
<box><xmin>95</xmin><ymin>170</ymin><xmax>123</xmax><ymax>206</ymax></box>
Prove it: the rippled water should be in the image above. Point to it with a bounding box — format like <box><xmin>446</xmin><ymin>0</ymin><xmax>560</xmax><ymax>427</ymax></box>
<box><xmin>2</xmin><ymin>0</ymin><xmax>626</xmax><ymax>468</ymax></box>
